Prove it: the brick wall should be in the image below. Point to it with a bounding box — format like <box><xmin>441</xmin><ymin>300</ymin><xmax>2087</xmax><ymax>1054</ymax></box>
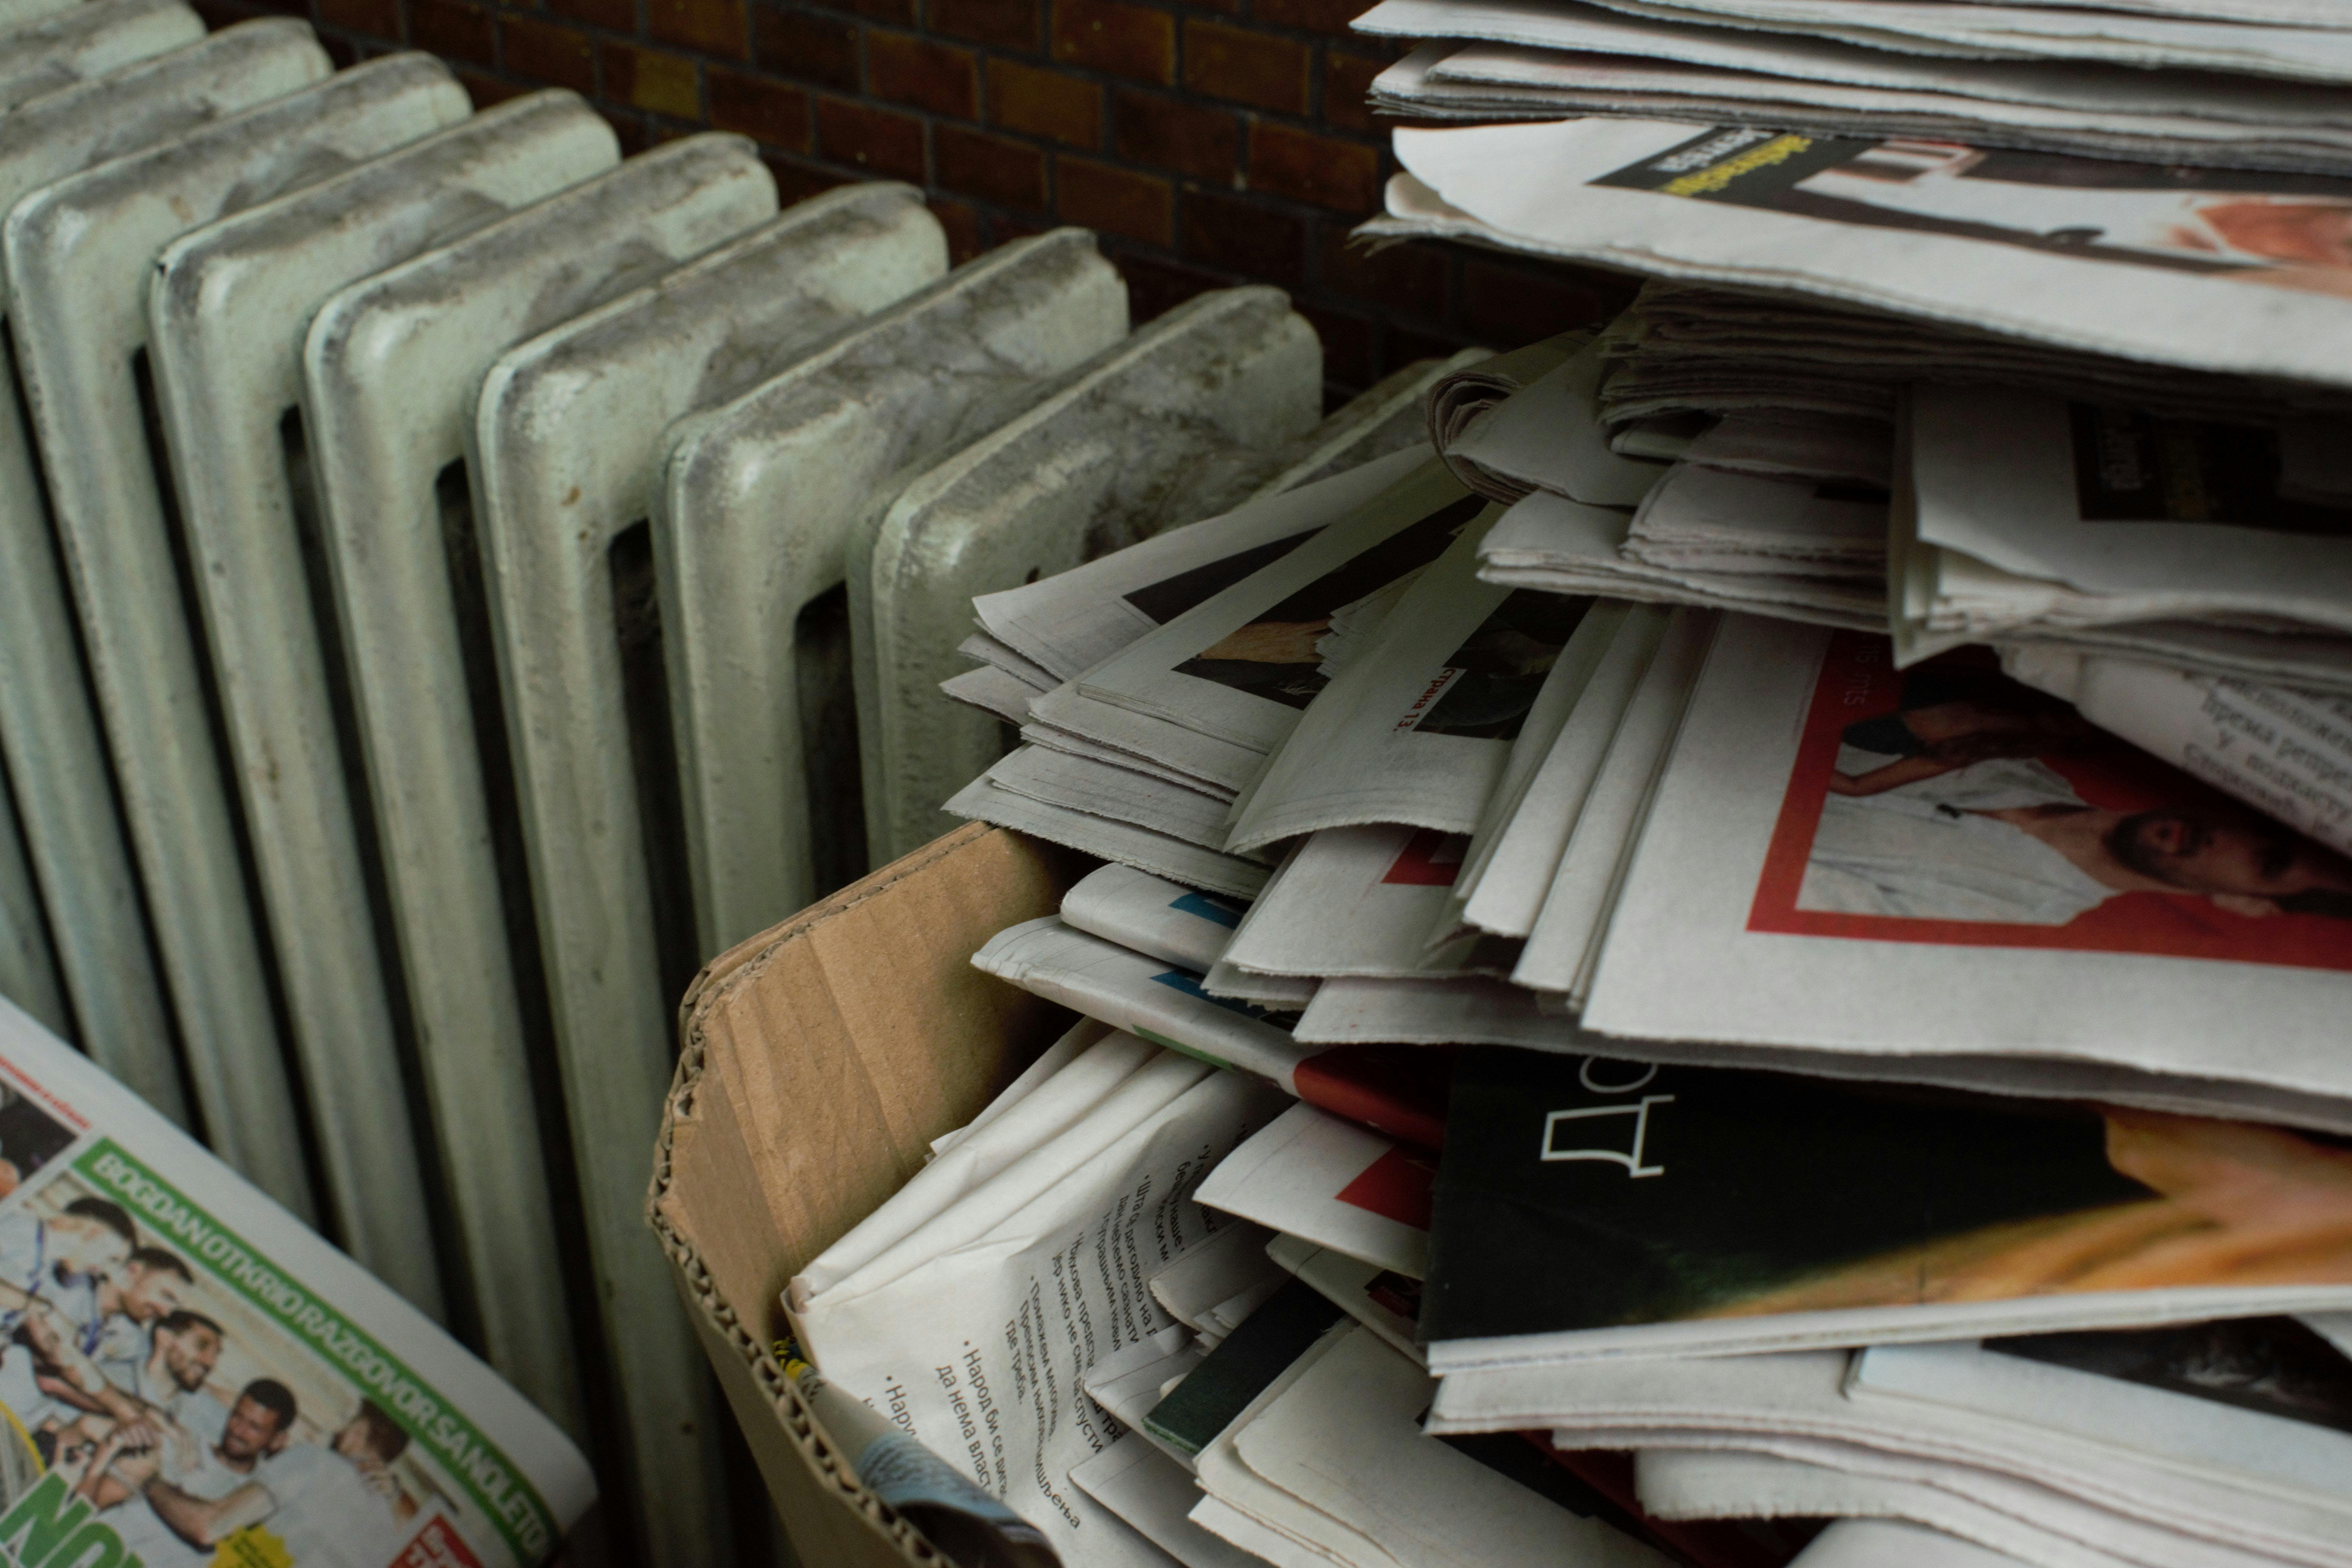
<box><xmin>196</xmin><ymin>0</ymin><xmax>1623</xmax><ymax>404</ymax></box>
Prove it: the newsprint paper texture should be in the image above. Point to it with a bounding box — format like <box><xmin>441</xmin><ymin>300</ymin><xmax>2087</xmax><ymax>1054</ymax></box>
<box><xmin>0</xmin><ymin>998</ymin><xmax>594</xmax><ymax>1568</ymax></box>
<box><xmin>1581</xmin><ymin>616</ymin><xmax>2352</xmax><ymax>1105</ymax></box>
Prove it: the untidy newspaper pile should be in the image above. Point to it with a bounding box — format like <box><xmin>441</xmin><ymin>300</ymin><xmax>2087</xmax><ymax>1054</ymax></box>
<box><xmin>779</xmin><ymin>0</ymin><xmax>2352</xmax><ymax>1563</ymax></box>
<box><xmin>0</xmin><ymin>997</ymin><xmax>593</xmax><ymax>1568</ymax></box>
<box><xmin>787</xmin><ymin>433</ymin><xmax>2352</xmax><ymax>1568</ymax></box>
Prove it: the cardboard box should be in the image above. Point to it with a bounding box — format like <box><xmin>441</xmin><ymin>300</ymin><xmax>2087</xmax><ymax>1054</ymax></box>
<box><xmin>651</xmin><ymin>824</ymin><xmax>1087</xmax><ymax>1566</ymax></box>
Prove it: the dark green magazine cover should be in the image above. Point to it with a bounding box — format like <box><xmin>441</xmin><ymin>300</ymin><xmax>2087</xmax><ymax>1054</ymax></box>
<box><xmin>1423</xmin><ymin>1049</ymin><xmax>2352</xmax><ymax>1350</ymax></box>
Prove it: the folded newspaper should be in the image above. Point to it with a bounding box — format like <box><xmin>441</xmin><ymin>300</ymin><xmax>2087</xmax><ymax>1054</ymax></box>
<box><xmin>0</xmin><ymin>998</ymin><xmax>594</xmax><ymax>1568</ymax></box>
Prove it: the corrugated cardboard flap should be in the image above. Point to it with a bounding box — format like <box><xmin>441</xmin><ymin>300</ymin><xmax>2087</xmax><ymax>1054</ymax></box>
<box><xmin>651</xmin><ymin>824</ymin><xmax>1085</xmax><ymax>1564</ymax></box>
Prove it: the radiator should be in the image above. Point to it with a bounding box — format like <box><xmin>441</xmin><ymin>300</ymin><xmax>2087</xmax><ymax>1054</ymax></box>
<box><xmin>0</xmin><ymin>16</ymin><xmax>1397</xmax><ymax>1564</ymax></box>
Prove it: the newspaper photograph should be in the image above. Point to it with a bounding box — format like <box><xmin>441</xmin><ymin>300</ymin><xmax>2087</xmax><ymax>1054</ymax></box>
<box><xmin>1752</xmin><ymin>634</ymin><xmax>2352</xmax><ymax>958</ymax></box>
<box><xmin>1381</xmin><ymin>119</ymin><xmax>2352</xmax><ymax>390</ymax></box>
<box><xmin>0</xmin><ymin>1001</ymin><xmax>593</xmax><ymax>1568</ymax></box>
<box><xmin>2002</xmin><ymin>646</ymin><xmax>2352</xmax><ymax>858</ymax></box>
<box><xmin>1581</xmin><ymin>615</ymin><xmax>2352</xmax><ymax>1100</ymax></box>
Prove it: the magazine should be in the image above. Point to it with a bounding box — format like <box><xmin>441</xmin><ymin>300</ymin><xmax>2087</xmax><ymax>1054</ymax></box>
<box><xmin>1581</xmin><ymin>617</ymin><xmax>2352</xmax><ymax>1103</ymax></box>
<box><xmin>0</xmin><ymin>1000</ymin><xmax>594</xmax><ymax>1568</ymax></box>
<box><xmin>1423</xmin><ymin>1048</ymin><xmax>2352</xmax><ymax>1369</ymax></box>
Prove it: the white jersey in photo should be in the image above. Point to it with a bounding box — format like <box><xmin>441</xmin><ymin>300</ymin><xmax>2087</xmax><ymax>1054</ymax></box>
<box><xmin>1799</xmin><ymin>753</ymin><xmax>2119</xmax><ymax>924</ymax></box>
<box><xmin>259</xmin><ymin>1442</ymin><xmax>405</xmax><ymax>1568</ymax></box>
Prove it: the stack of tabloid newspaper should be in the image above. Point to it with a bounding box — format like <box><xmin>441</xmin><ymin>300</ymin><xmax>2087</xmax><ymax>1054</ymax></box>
<box><xmin>783</xmin><ymin>4</ymin><xmax>2352</xmax><ymax>1563</ymax></box>
<box><xmin>773</xmin><ymin>436</ymin><xmax>2352</xmax><ymax>1568</ymax></box>
<box><xmin>0</xmin><ymin>997</ymin><xmax>595</xmax><ymax>1568</ymax></box>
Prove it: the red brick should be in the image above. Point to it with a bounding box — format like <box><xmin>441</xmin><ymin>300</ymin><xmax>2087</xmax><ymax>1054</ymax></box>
<box><xmin>811</xmin><ymin>0</ymin><xmax>913</xmax><ymax>23</ymax></box>
<box><xmin>753</xmin><ymin>11</ymin><xmax>858</xmax><ymax>89</ymax></box>
<box><xmin>1112</xmin><ymin>89</ymin><xmax>1237</xmax><ymax>184</ymax></box>
<box><xmin>1253</xmin><ymin>0</ymin><xmax>1359</xmax><ymax>31</ymax></box>
<box><xmin>935</xmin><ymin>125</ymin><xmax>1047</xmax><ymax>209</ymax></box>
<box><xmin>316</xmin><ymin>0</ymin><xmax>398</xmax><ymax>42</ymax></box>
<box><xmin>409</xmin><ymin>0</ymin><xmax>494</xmax><ymax>65</ymax></box>
<box><xmin>1461</xmin><ymin>259</ymin><xmax>1619</xmax><ymax>347</ymax></box>
<box><xmin>1052</xmin><ymin>0</ymin><xmax>1173</xmax><ymax>83</ymax></box>
<box><xmin>867</xmin><ymin>31</ymin><xmax>978</xmax><ymax>118</ymax></box>
<box><xmin>1117</xmin><ymin>254</ymin><xmax>1224</xmax><ymax>321</ymax></box>
<box><xmin>1056</xmin><ymin>158</ymin><xmax>1170</xmax><ymax>246</ymax></box>
<box><xmin>930</xmin><ymin>0</ymin><xmax>1037</xmax><ymax>48</ymax></box>
<box><xmin>601</xmin><ymin>43</ymin><xmax>701</xmax><ymax>117</ymax></box>
<box><xmin>765</xmin><ymin>156</ymin><xmax>852</xmax><ymax>205</ymax></box>
<box><xmin>501</xmin><ymin>16</ymin><xmax>596</xmax><ymax>91</ymax></box>
<box><xmin>1323</xmin><ymin>49</ymin><xmax>1388</xmax><ymax>134</ymax></box>
<box><xmin>1296</xmin><ymin>303</ymin><xmax>1375</xmax><ymax>391</ymax></box>
<box><xmin>548</xmin><ymin>0</ymin><xmax>635</xmax><ymax>34</ymax></box>
<box><xmin>1181</xmin><ymin>21</ymin><xmax>1305</xmax><ymax>114</ymax></box>
<box><xmin>1249</xmin><ymin>123</ymin><xmax>1379</xmax><ymax>212</ymax></box>
<box><xmin>1318</xmin><ymin>224</ymin><xmax>1445</xmax><ymax>318</ymax></box>
<box><xmin>995</xmin><ymin>214</ymin><xmax>1054</xmax><ymax>244</ymax></box>
<box><xmin>648</xmin><ymin>0</ymin><xmax>748</xmax><ymax>56</ymax></box>
<box><xmin>1181</xmin><ymin>190</ymin><xmax>1303</xmax><ymax>286</ymax></box>
<box><xmin>318</xmin><ymin>33</ymin><xmax>359</xmax><ymax>67</ymax></box>
<box><xmin>189</xmin><ymin>0</ymin><xmax>243</xmax><ymax>31</ymax></box>
<box><xmin>929</xmin><ymin>198</ymin><xmax>986</xmax><ymax>265</ymax></box>
<box><xmin>455</xmin><ymin>69</ymin><xmax>526</xmax><ymax>108</ymax></box>
<box><xmin>709</xmin><ymin>66</ymin><xmax>811</xmax><ymax>149</ymax></box>
<box><xmin>987</xmin><ymin>59</ymin><xmax>1100</xmax><ymax>147</ymax></box>
<box><xmin>816</xmin><ymin>96</ymin><xmax>927</xmax><ymax>180</ymax></box>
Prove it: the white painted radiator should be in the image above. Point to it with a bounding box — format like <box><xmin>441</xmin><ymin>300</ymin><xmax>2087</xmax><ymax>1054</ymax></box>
<box><xmin>0</xmin><ymin>12</ymin><xmax>1380</xmax><ymax>1564</ymax></box>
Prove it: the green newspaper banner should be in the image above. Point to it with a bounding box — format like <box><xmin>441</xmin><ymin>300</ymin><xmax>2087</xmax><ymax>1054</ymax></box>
<box><xmin>75</xmin><ymin>1141</ymin><xmax>555</xmax><ymax>1566</ymax></box>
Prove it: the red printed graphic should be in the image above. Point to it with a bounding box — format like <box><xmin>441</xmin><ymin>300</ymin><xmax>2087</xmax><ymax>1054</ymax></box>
<box><xmin>1747</xmin><ymin>633</ymin><xmax>2352</xmax><ymax>971</ymax></box>
<box><xmin>395</xmin><ymin>1517</ymin><xmax>485</xmax><ymax>1568</ymax></box>
<box><xmin>1335</xmin><ymin>1145</ymin><xmax>1437</xmax><ymax>1232</ymax></box>
<box><xmin>1381</xmin><ymin>829</ymin><xmax>1466</xmax><ymax>887</ymax></box>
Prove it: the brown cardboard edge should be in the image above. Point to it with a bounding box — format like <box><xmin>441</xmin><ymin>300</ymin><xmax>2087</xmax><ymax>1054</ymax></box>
<box><xmin>649</xmin><ymin>824</ymin><xmax>1067</xmax><ymax>1566</ymax></box>
<box><xmin>649</xmin><ymin>829</ymin><xmax>1020</xmax><ymax>1566</ymax></box>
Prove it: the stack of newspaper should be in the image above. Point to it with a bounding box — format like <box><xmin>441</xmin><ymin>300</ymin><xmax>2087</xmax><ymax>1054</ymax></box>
<box><xmin>793</xmin><ymin>2</ymin><xmax>2352</xmax><ymax>1559</ymax></box>
<box><xmin>783</xmin><ymin>848</ymin><xmax>2352</xmax><ymax>1568</ymax></box>
<box><xmin>853</xmin><ymin>405</ymin><xmax>2352</xmax><ymax>1564</ymax></box>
